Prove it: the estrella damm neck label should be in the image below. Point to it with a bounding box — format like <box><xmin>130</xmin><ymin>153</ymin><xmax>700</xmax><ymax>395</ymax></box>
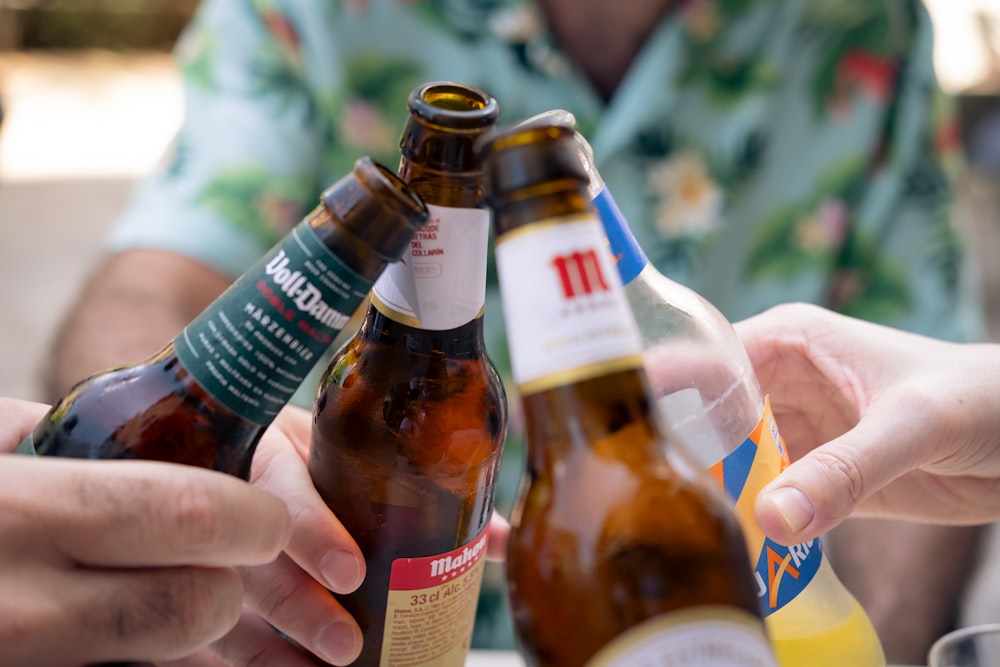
<box><xmin>495</xmin><ymin>214</ymin><xmax>644</xmax><ymax>396</ymax></box>
<box><xmin>706</xmin><ymin>398</ymin><xmax>822</xmax><ymax>617</ymax></box>
<box><xmin>174</xmin><ymin>220</ymin><xmax>372</xmax><ymax>425</ymax></box>
<box><xmin>372</xmin><ymin>204</ymin><xmax>489</xmax><ymax>331</ymax></box>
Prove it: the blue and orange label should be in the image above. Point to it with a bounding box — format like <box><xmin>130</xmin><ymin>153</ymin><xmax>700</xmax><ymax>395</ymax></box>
<box><xmin>594</xmin><ymin>187</ymin><xmax>647</xmax><ymax>285</ymax></box>
<box><xmin>707</xmin><ymin>398</ymin><xmax>821</xmax><ymax>617</ymax></box>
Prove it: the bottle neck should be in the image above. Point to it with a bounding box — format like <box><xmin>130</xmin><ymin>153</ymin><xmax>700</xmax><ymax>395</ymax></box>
<box><xmin>592</xmin><ymin>185</ymin><xmax>648</xmax><ymax>286</ymax></box>
<box><xmin>358</xmin><ymin>301</ymin><xmax>486</xmax><ymax>359</ymax></box>
<box><xmin>174</xmin><ymin>219</ymin><xmax>374</xmax><ymax>425</ymax></box>
<box><xmin>520</xmin><ymin>369</ymin><xmax>662</xmax><ymax>471</ymax></box>
<box><xmin>371</xmin><ymin>202</ymin><xmax>490</xmax><ymax>332</ymax></box>
<box><xmin>495</xmin><ymin>205</ymin><xmax>646</xmax><ymax>395</ymax></box>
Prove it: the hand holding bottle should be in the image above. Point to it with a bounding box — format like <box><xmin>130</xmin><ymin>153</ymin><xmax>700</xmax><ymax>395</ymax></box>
<box><xmin>229</xmin><ymin>403</ymin><xmax>515</xmax><ymax>667</ymax></box>
<box><xmin>740</xmin><ymin>303</ymin><xmax>1000</xmax><ymax>543</ymax></box>
<box><xmin>0</xmin><ymin>396</ymin><xmax>292</xmax><ymax>667</ymax></box>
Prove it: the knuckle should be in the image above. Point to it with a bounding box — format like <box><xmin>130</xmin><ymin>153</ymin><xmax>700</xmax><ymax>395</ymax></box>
<box><xmin>172</xmin><ymin>478</ymin><xmax>229</xmax><ymax>552</ymax></box>
<box><xmin>246</xmin><ymin>566</ymin><xmax>302</xmax><ymax>623</ymax></box>
<box><xmin>149</xmin><ymin>568</ymin><xmax>243</xmax><ymax>652</ymax></box>
<box><xmin>812</xmin><ymin>448</ymin><xmax>867</xmax><ymax>507</ymax></box>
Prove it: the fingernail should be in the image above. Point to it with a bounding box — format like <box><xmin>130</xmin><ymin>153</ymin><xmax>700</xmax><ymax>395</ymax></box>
<box><xmin>765</xmin><ymin>486</ymin><xmax>814</xmax><ymax>535</ymax></box>
<box><xmin>315</xmin><ymin>621</ymin><xmax>361</xmax><ymax>666</ymax></box>
<box><xmin>321</xmin><ymin>549</ymin><xmax>364</xmax><ymax>593</ymax></box>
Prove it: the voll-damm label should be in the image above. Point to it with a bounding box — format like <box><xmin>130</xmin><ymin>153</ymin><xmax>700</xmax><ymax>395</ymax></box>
<box><xmin>175</xmin><ymin>221</ymin><xmax>372</xmax><ymax>425</ymax></box>
<box><xmin>372</xmin><ymin>204</ymin><xmax>489</xmax><ymax>331</ymax></box>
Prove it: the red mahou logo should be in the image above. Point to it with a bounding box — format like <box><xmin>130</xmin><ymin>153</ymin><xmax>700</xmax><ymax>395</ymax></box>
<box><xmin>552</xmin><ymin>249</ymin><xmax>610</xmax><ymax>298</ymax></box>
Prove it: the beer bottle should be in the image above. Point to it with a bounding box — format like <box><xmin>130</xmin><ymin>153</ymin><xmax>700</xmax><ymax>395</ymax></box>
<box><xmin>19</xmin><ymin>157</ymin><xmax>428</xmax><ymax>480</ymax></box>
<box><xmin>480</xmin><ymin>119</ymin><xmax>778</xmax><ymax>665</ymax></box>
<box><xmin>308</xmin><ymin>82</ymin><xmax>507</xmax><ymax>666</ymax></box>
<box><xmin>573</xmin><ymin>128</ymin><xmax>886</xmax><ymax>667</ymax></box>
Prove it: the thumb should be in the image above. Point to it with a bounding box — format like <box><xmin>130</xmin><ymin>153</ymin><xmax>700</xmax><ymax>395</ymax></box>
<box><xmin>754</xmin><ymin>403</ymin><xmax>924</xmax><ymax>545</ymax></box>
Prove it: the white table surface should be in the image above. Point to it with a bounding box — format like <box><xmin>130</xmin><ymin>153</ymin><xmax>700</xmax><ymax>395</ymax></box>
<box><xmin>467</xmin><ymin>651</ymin><xmax>523</xmax><ymax>666</ymax></box>
<box><xmin>466</xmin><ymin>651</ymin><xmax>920</xmax><ymax>667</ymax></box>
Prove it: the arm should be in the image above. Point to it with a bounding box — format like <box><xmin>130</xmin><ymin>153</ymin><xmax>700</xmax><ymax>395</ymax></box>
<box><xmin>742</xmin><ymin>303</ymin><xmax>1000</xmax><ymax>660</ymax></box>
<box><xmin>740</xmin><ymin>302</ymin><xmax>1000</xmax><ymax>533</ymax></box>
<box><xmin>803</xmin><ymin>5</ymin><xmax>986</xmax><ymax>661</ymax></box>
<box><xmin>45</xmin><ymin>249</ymin><xmax>231</xmax><ymax>398</ymax></box>
<box><xmin>42</xmin><ymin>1</ymin><xmax>374</xmax><ymax>662</ymax></box>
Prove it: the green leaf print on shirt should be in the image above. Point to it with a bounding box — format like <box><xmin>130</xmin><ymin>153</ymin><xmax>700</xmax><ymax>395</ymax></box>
<box><xmin>321</xmin><ymin>53</ymin><xmax>423</xmax><ymax>178</ymax></box>
<box><xmin>176</xmin><ymin>17</ymin><xmax>216</xmax><ymax>91</ymax></box>
<box><xmin>199</xmin><ymin>167</ymin><xmax>313</xmax><ymax>248</ymax></box>
<box><xmin>805</xmin><ymin>2</ymin><xmax>916</xmax><ymax>117</ymax></box>
<box><xmin>745</xmin><ymin>157</ymin><xmax>910</xmax><ymax>320</ymax></box>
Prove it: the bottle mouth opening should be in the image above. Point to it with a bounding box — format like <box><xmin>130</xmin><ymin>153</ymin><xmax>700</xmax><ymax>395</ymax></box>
<box><xmin>323</xmin><ymin>156</ymin><xmax>429</xmax><ymax>263</ymax></box>
<box><xmin>408</xmin><ymin>81</ymin><xmax>500</xmax><ymax>129</ymax></box>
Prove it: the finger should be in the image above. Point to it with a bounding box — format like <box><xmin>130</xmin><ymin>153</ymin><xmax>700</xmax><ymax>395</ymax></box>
<box><xmin>249</xmin><ymin>425</ymin><xmax>365</xmax><ymax>594</ymax></box>
<box><xmin>13</xmin><ymin>566</ymin><xmax>244</xmax><ymax>665</ymax></box>
<box><xmin>486</xmin><ymin>511</ymin><xmax>509</xmax><ymax>561</ymax></box>
<box><xmin>4</xmin><ymin>457</ymin><xmax>291</xmax><ymax>567</ymax></box>
<box><xmin>157</xmin><ymin>647</ymin><xmax>229</xmax><ymax>667</ymax></box>
<box><xmin>239</xmin><ymin>553</ymin><xmax>362</xmax><ymax>666</ymax></box>
<box><xmin>0</xmin><ymin>397</ymin><xmax>50</xmax><ymax>452</ymax></box>
<box><xmin>754</xmin><ymin>399</ymin><xmax>936</xmax><ymax>544</ymax></box>
<box><xmin>204</xmin><ymin>608</ymin><xmax>326</xmax><ymax>667</ymax></box>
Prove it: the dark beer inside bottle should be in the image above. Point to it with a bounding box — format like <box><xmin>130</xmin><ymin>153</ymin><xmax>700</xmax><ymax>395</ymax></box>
<box><xmin>308</xmin><ymin>83</ymin><xmax>506</xmax><ymax>666</ymax></box>
<box><xmin>482</xmin><ymin>121</ymin><xmax>769</xmax><ymax>666</ymax></box>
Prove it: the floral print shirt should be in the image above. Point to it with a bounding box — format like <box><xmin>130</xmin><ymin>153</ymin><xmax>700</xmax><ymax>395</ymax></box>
<box><xmin>107</xmin><ymin>0</ymin><xmax>982</xmax><ymax>649</ymax></box>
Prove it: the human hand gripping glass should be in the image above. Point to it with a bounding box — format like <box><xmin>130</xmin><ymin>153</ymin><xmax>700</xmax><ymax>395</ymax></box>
<box><xmin>0</xmin><ymin>397</ymin><xmax>292</xmax><ymax>667</ymax></box>
<box><xmin>731</xmin><ymin>303</ymin><xmax>1000</xmax><ymax>544</ymax></box>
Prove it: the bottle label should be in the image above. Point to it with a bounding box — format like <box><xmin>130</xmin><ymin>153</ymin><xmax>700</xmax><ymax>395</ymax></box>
<box><xmin>174</xmin><ymin>220</ymin><xmax>372</xmax><ymax>425</ymax></box>
<box><xmin>585</xmin><ymin>606</ymin><xmax>777</xmax><ymax>666</ymax></box>
<box><xmin>707</xmin><ymin>398</ymin><xmax>822</xmax><ymax>616</ymax></box>
<box><xmin>496</xmin><ymin>214</ymin><xmax>644</xmax><ymax>395</ymax></box>
<box><xmin>371</xmin><ymin>204</ymin><xmax>489</xmax><ymax>331</ymax></box>
<box><xmin>593</xmin><ymin>186</ymin><xmax>647</xmax><ymax>285</ymax></box>
<box><xmin>379</xmin><ymin>527</ymin><xmax>489</xmax><ymax>667</ymax></box>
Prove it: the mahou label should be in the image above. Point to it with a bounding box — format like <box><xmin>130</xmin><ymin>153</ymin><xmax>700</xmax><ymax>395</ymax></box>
<box><xmin>495</xmin><ymin>214</ymin><xmax>644</xmax><ymax>395</ymax></box>
<box><xmin>379</xmin><ymin>528</ymin><xmax>489</xmax><ymax>667</ymax></box>
<box><xmin>175</xmin><ymin>220</ymin><xmax>373</xmax><ymax>424</ymax></box>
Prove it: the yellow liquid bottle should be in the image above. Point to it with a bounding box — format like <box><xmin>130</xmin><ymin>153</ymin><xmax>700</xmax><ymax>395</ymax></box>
<box><xmin>572</xmin><ymin>124</ymin><xmax>886</xmax><ymax>667</ymax></box>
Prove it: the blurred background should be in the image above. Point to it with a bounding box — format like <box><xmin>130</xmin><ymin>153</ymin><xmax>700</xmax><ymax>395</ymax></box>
<box><xmin>1</xmin><ymin>0</ymin><xmax>999</xmax><ymax>403</ymax></box>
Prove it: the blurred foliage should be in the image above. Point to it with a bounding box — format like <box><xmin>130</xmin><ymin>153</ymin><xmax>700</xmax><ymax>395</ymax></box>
<box><xmin>3</xmin><ymin>0</ymin><xmax>199</xmax><ymax>51</ymax></box>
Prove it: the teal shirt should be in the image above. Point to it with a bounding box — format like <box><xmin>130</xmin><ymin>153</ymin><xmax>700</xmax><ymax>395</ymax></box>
<box><xmin>107</xmin><ymin>0</ymin><xmax>982</xmax><ymax>649</ymax></box>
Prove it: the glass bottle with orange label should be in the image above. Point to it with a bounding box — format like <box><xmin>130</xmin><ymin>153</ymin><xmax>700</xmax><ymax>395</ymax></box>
<box><xmin>482</xmin><ymin>117</ymin><xmax>778</xmax><ymax>666</ymax></box>
<box><xmin>308</xmin><ymin>82</ymin><xmax>507</xmax><ymax>667</ymax></box>
<box><xmin>573</xmin><ymin>126</ymin><xmax>886</xmax><ymax>667</ymax></box>
<box><xmin>18</xmin><ymin>157</ymin><xmax>427</xmax><ymax>480</ymax></box>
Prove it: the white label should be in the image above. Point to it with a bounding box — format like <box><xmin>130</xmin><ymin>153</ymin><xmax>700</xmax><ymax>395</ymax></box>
<box><xmin>496</xmin><ymin>215</ymin><xmax>643</xmax><ymax>393</ymax></box>
<box><xmin>586</xmin><ymin>607</ymin><xmax>778</xmax><ymax>667</ymax></box>
<box><xmin>372</xmin><ymin>204</ymin><xmax>488</xmax><ymax>330</ymax></box>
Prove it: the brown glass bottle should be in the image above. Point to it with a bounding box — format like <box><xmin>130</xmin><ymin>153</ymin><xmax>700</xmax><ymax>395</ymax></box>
<box><xmin>308</xmin><ymin>82</ymin><xmax>507</xmax><ymax>667</ymax></box>
<box><xmin>20</xmin><ymin>158</ymin><xmax>428</xmax><ymax>480</ymax></box>
<box><xmin>480</xmin><ymin>121</ymin><xmax>778</xmax><ymax>667</ymax></box>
